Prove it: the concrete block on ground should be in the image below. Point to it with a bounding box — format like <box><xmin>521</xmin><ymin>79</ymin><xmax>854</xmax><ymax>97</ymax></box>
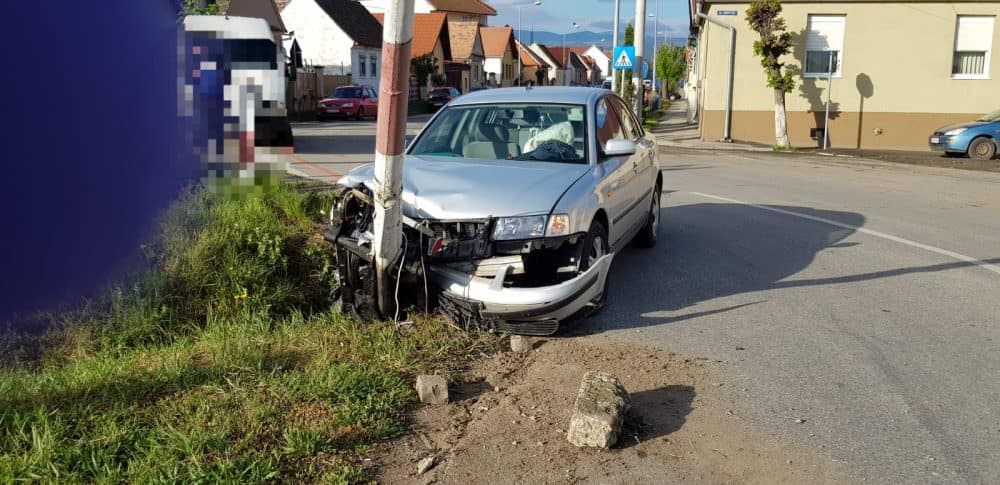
<box><xmin>567</xmin><ymin>371</ymin><xmax>630</xmax><ymax>448</ymax></box>
<box><xmin>416</xmin><ymin>375</ymin><xmax>449</xmax><ymax>405</ymax></box>
<box><xmin>510</xmin><ymin>335</ymin><xmax>534</xmax><ymax>353</ymax></box>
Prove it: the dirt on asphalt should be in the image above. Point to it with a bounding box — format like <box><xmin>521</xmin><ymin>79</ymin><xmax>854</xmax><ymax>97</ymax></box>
<box><xmin>372</xmin><ymin>334</ymin><xmax>856</xmax><ymax>484</ymax></box>
<box><xmin>813</xmin><ymin>148</ymin><xmax>1000</xmax><ymax>173</ymax></box>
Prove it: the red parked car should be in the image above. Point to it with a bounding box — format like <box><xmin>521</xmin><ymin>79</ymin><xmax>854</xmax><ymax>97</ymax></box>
<box><xmin>317</xmin><ymin>86</ymin><xmax>378</xmax><ymax>120</ymax></box>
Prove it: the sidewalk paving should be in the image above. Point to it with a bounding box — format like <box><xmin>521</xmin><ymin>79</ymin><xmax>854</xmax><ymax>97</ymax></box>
<box><xmin>652</xmin><ymin>100</ymin><xmax>771</xmax><ymax>152</ymax></box>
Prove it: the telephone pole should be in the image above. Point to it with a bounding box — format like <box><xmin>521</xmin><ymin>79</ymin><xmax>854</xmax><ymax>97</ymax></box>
<box><xmin>611</xmin><ymin>0</ymin><xmax>621</xmax><ymax>93</ymax></box>
<box><xmin>373</xmin><ymin>0</ymin><xmax>415</xmax><ymax>317</ymax></box>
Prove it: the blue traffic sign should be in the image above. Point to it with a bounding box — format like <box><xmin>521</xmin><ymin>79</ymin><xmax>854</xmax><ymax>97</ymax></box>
<box><xmin>612</xmin><ymin>45</ymin><xmax>635</xmax><ymax>70</ymax></box>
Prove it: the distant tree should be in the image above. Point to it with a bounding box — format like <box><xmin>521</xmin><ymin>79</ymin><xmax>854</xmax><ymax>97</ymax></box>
<box><xmin>746</xmin><ymin>0</ymin><xmax>795</xmax><ymax>147</ymax></box>
<box><xmin>411</xmin><ymin>55</ymin><xmax>438</xmax><ymax>87</ymax></box>
<box><xmin>182</xmin><ymin>0</ymin><xmax>220</xmax><ymax>15</ymax></box>
<box><xmin>655</xmin><ymin>44</ymin><xmax>686</xmax><ymax>93</ymax></box>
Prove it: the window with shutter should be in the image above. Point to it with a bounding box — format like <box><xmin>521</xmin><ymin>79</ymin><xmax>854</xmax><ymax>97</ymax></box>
<box><xmin>953</xmin><ymin>16</ymin><xmax>994</xmax><ymax>79</ymax></box>
<box><xmin>804</xmin><ymin>15</ymin><xmax>845</xmax><ymax>77</ymax></box>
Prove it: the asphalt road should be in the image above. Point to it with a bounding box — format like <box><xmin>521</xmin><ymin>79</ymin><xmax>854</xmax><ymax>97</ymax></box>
<box><xmin>288</xmin><ymin>114</ymin><xmax>430</xmax><ymax>183</ymax></box>
<box><xmin>588</xmin><ymin>150</ymin><xmax>1000</xmax><ymax>484</ymax></box>
<box><xmin>290</xmin><ymin>120</ymin><xmax>1000</xmax><ymax>484</ymax></box>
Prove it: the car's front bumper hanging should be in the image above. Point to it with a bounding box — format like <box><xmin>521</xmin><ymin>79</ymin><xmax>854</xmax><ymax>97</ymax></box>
<box><xmin>428</xmin><ymin>254</ymin><xmax>614</xmax><ymax>335</ymax></box>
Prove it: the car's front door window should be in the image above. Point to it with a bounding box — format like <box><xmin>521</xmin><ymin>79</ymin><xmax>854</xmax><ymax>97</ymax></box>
<box><xmin>595</xmin><ymin>98</ymin><xmax>625</xmax><ymax>159</ymax></box>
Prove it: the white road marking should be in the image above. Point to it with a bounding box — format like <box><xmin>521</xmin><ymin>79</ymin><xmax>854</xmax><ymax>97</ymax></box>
<box><xmin>690</xmin><ymin>191</ymin><xmax>1000</xmax><ymax>276</ymax></box>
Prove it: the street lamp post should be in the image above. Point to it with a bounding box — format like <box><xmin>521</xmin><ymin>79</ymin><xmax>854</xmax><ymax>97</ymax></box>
<box><xmin>611</xmin><ymin>0</ymin><xmax>621</xmax><ymax>93</ymax></box>
<box><xmin>563</xmin><ymin>22</ymin><xmax>579</xmax><ymax>85</ymax></box>
<box><xmin>517</xmin><ymin>1</ymin><xmax>542</xmax><ymax>86</ymax></box>
<box><xmin>649</xmin><ymin>0</ymin><xmax>659</xmax><ymax>103</ymax></box>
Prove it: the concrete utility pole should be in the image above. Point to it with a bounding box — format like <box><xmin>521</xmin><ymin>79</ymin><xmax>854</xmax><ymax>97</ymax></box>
<box><xmin>373</xmin><ymin>0</ymin><xmax>415</xmax><ymax>318</ymax></box>
<box><xmin>632</xmin><ymin>0</ymin><xmax>646</xmax><ymax>116</ymax></box>
<box><xmin>611</xmin><ymin>0</ymin><xmax>621</xmax><ymax>93</ymax></box>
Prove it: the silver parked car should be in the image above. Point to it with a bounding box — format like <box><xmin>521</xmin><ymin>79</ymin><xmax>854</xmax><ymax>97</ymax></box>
<box><xmin>334</xmin><ymin>87</ymin><xmax>661</xmax><ymax>334</ymax></box>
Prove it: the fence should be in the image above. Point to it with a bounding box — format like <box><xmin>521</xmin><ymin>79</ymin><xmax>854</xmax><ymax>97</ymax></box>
<box><xmin>286</xmin><ymin>69</ymin><xmax>352</xmax><ymax>119</ymax></box>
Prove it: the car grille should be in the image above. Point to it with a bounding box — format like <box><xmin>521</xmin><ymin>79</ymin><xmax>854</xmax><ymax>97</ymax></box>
<box><xmin>425</xmin><ymin>220</ymin><xmax>492</xmax><ymax>260</ymax></box>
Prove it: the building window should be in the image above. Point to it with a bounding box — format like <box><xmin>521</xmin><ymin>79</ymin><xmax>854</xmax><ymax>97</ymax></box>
<box><xmin>359</xmin><ymin>54</ymin><xmax>367</xmax><ymax>77</ymax></box>
<box><xmin>804</xmin><ymin>15</ymin><xmax>845</xmax><ymax>77</ymax></box>
<box><xmin>953</xmin><ymin>16</ymin><xmax>994</xmax><ymax>79</ymax></box>
<box><xmin>370</xmin><ymin>56</ymin><xmax>377</xmax><ymax>78</ymax></box>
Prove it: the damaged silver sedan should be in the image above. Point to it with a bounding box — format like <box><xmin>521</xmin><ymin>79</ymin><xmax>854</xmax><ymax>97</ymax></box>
<box><xmin>327</xmin><ymin>87</ymin><xmax>661</xmax><ymax>335</ymax></box>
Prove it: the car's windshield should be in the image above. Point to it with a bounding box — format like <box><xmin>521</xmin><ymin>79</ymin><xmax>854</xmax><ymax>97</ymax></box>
<box><xmin>331</xmin><ymin>87</ymin><xmax>361</xmax><ymax>99</ymax></box>
<box><xmin>410</xmin><ymin>103</ymin><xmax>588</xmax><ymax>164</ymax></box>
<box><xmin>977</xmin><ymin>109</ymin><xmax>1000</xmax><ymax>122</ymax></box>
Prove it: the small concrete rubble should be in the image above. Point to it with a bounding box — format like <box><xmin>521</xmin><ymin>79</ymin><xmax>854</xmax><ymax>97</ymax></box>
<box><xmin>416</xmin><ymin>456</ymin><xmax>436</xmax><ymax>475</ymax></box>
<box><xmin>416</xmin><ymin>375</ymin><xmax>449</xmax><ymax>405</ymax></box>
<box><xmin>566</xmin><ymin>371</ymin><xmax>630</xmax><ymax>448</ymax></box>
<box><xmin>509</xmin><ymin>335</ymin><xmax>533</xmax><ymax>353</ymax></box>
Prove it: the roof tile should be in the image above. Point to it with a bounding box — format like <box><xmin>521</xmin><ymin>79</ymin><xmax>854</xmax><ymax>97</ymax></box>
<box><xmin>480</xmin><ymin>26</ymin><xmax>513</xmax><ymax>58</ymax></box>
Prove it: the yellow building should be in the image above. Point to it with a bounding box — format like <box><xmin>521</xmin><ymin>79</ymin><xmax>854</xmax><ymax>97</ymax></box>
<box><xmin>691</xmin><ymin>0</ymin><xmax>999</xmax><ymax>150</ymax></box>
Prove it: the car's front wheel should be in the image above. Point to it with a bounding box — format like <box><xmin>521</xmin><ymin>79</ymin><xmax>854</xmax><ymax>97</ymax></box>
<box><xmin>968</xmin><ymin>137</ymin><xmax>997</xmax><ymax>160</ymax></box>
<box><xmin>578</xmin><ymin>220</ymin><xmax>609</xmax><ymax>312</ymax></box>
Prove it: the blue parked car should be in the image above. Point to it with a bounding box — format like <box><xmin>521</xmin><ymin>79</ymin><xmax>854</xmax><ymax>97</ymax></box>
<box><xmin>929</xmin><ymin>110</ymin><xmax>1000</xmax><ymax>160</ymax></box>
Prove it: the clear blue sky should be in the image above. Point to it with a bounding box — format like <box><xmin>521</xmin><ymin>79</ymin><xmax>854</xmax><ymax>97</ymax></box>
<box><xmin>490</xmin><ymin>0</ymin><xmax>691</xmax><ymax>40</ymax></box>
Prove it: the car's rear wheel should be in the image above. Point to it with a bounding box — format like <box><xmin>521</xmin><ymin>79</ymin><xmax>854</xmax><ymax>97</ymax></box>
<box><xmin>633</xmin><ymin>186</ymin><xmax>660</xmax><ymax>248</ymax></box>
<box><xmin>968</xmin><ymin>137</ymin><xmax>997</xmax><ymax>160</ymax></box>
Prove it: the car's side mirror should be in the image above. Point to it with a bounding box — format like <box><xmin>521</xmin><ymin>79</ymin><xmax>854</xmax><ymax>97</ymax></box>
<box><xmin>603</xmin><ymin>139</ymin><xmax>636</xmax><ymax>157</ymax></box>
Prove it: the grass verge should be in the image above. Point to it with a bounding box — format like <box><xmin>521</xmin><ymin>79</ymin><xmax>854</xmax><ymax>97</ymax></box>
<box><xmin>0</xmin><ymin>182</ymin><xmax>499</xmax><ymax>483</ymax></box>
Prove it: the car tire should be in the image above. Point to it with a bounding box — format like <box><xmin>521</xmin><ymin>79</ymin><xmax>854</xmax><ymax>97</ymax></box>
<box><xmin>968</xmin><ymin>137</ymin><xmax>997</xmax><ymax>160</ymax></box>
<box><xmin>578</xmin><ymin>220</ymin><xmax>610</xmax><ymax>312</ymax></box>
<box><xmin>633</xmin><ymin>186</ymin><xmax>660</xmax><ymax>248</ymax></box>
<box><xmin>355</xmin><ymin>107</ymin><xmax>364</xmax><ymax>121</ymax></box>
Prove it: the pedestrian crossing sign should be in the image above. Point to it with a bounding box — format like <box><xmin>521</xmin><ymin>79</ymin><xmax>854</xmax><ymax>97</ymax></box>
<box><xmin>613</xmin><ymin>45</ymin><xmax>635</xmax><ymax>70</ymax></box>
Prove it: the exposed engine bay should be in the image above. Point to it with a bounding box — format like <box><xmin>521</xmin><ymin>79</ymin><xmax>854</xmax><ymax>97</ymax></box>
<box><xmin>324</xmin><ymin>186</ymin><xmax>612</xmax><ymax>335</ymax></box>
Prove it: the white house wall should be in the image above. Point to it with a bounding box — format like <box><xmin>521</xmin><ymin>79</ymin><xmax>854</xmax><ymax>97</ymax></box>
<box><xmin>351</xmin><ymin>46</ymin><xmax>382</xmax><ymax>90</ymax></box>
<box><xmin>281</xmin><ymin>0</ymin><xmax>354</xmax><ymax>75</ymax></box>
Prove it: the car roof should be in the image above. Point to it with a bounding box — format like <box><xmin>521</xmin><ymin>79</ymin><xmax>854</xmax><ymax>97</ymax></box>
<box><xmin>449</xmin><ymin>86</ymin><xmax>608</xmax><ymax>107</ymax></box>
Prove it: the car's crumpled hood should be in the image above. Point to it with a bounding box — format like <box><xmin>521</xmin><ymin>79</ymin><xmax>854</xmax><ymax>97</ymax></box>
<box><xmin>936</xmin><ymin>121</ymin><xmax>988</xmax><ymax>133</ymax></box>
<box><xmin>338</xmin><ymin>155</ymin><xmax>592</xmax><ymax>219</ymax></box>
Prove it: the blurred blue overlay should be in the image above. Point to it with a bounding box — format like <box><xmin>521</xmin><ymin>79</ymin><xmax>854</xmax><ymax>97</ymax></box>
<box><xmin>1</xmin><ymin>1</ymin><xmax>196</xmax><ymax>327</ymax></box>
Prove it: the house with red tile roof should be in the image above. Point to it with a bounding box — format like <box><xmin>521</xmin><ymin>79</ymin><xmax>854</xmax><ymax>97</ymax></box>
<box><xmin>373</xmin><ymin>12</ymin><xmax>453</xmax><ymax>94</ymax></box>
<box><xmin>448</xmin><ymin>21</ymin><xmax>486</xmax><ymax>91</ymax></box>
<box><xmin>516</xmin><ymin>40</ymin><xmax>549</xmax><ymax>86</ymax></box>
<box><xmin>480</xmin><ymin>26</ymin><xmax>516</xmax><ymax>87</ymax></box>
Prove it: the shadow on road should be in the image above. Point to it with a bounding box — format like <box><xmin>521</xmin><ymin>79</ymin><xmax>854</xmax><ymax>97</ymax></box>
<box><xmin>573</xmin><ymin>202</ymin><xmax>866</xmax><ymax>334</ymax></box>
<box><xmin>621</xmin><ymin>384</ymin><xmax>695</xmax><ymax>448</ymax></box>
<box><xmin>571</xmin><ymin>202</ymin><xmax>999</xmax><ymax>335</ymax></box>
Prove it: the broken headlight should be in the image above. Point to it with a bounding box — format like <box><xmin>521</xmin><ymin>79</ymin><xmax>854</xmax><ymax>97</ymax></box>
<box><xmin>492</xmin><ymin>215</ymin><xmax>547</xmax><ymax>240</ymax></box>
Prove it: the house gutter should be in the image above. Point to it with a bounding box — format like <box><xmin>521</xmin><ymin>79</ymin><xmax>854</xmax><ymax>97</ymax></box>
<box><xmin>696</xmin><ymin>9</ymin><xmax>735</xmax><ymax>142</ymax></box>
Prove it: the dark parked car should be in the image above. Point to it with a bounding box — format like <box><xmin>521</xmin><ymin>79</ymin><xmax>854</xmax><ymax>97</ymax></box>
<box><xmin>317</xmin><ymin>86</ymin><xmax>378</xmax><ymax>121</ymax></box>
<box><xmin>427</xmin><ymin>87</ymin><xmax>461</xmax><ymax>110</ymax></box>
<box><xmin>929</xmin><ymin>109</ymin><xmax>1000</xmax><ymax>160</ymax></box>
